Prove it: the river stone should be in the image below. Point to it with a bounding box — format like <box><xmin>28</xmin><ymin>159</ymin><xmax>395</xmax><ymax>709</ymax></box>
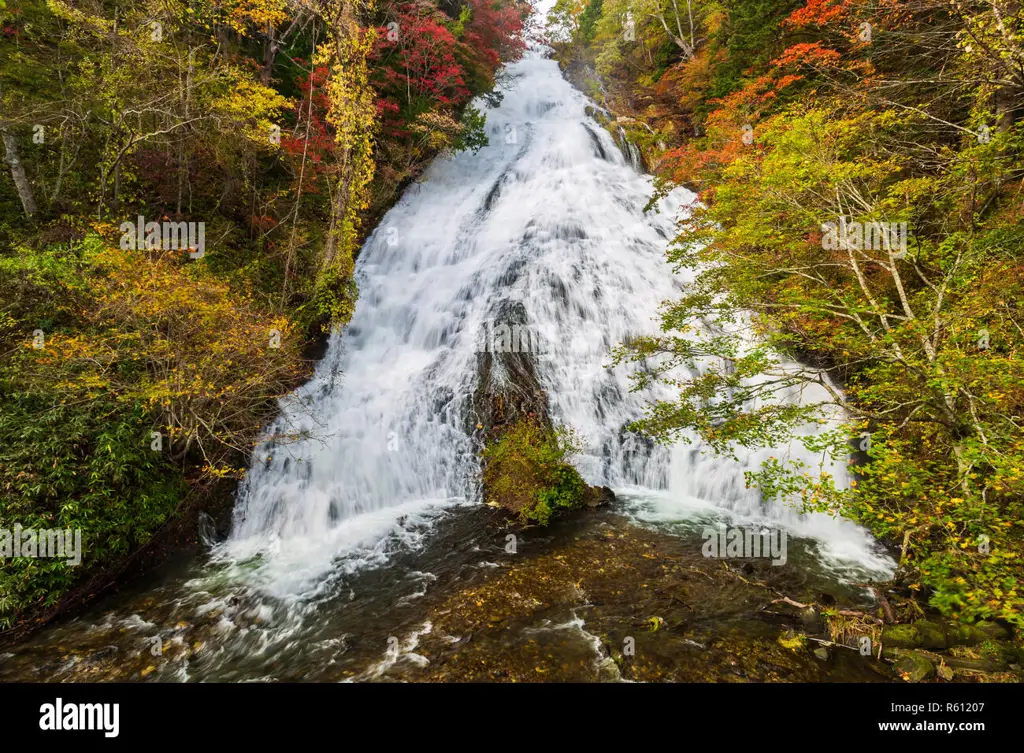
<box><xmin>894</xmin><ymin>653</ymin><xmax>935</xmax><ymax>683</ymax></box>
<box><xmin>914</xmin><ymin>620</ymin><xmax>947</xmax><ymax>649</ymax></box>
<box><xmin>882</xmin><ymin>624</ymin><xmax>922</xmax><ymax>648</ymax></box>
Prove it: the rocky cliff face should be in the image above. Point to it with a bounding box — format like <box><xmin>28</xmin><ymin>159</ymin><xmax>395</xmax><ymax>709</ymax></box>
<box><xmin>470</xmin><ymin>299</ymin><xmax>613</xmax><ymax>522</ymax></box>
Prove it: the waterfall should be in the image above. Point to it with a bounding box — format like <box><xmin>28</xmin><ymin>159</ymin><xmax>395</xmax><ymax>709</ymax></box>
<box><xmin>224</xmin><ymin>44</ymin><xmax>893</xmax><ymax>598</ymax></box>
<box><xmin>615</xmin><ymin>125</ymin><xmax>645</xmax><ymax>173</ymax></box>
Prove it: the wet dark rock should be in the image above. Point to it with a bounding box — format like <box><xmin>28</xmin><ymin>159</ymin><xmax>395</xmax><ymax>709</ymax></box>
<box><xmin>197</xmin><ymin>511</ymin><xmax>221</xmax><ymax>546</ymax></box>
<box><xmin>800</xmin><ymin>608</ymin><xmax>823</xmax><ymax>633</ymax></box>
<box><xmin>471</xmin><ymin>300</ymin><xmax>549</xmax><ymax>437</ymax></box>
<box><xmin>470</xmin><ymin>299</ymin><xmax>614</xmax><ymax>521</ymax></box>
<box><xmin>582</xmin><ymin>123</ymin><xmax>609</xmax><ymax>161</ymax></box>
<box><xmin>583</xmin><ymin>486</ymin><xmax>615</xmax><ymax>508</ymax></box>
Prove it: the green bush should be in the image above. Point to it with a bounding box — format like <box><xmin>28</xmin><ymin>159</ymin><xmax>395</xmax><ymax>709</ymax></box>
<box><xmin>482</xmin><ymin>420</ymin><xmax>588</xmax><ymax>525</ymax></box>
<box><xmin>0</xmin><ymin>391</ymin><xmax>184</xmax><ymax>628</ymax></box>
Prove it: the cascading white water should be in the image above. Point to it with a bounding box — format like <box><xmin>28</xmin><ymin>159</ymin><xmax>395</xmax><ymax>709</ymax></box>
<box><xmin>224</xmin><ymin>43</ymin><xmax>893</xmax><ymax>598</ymax></box>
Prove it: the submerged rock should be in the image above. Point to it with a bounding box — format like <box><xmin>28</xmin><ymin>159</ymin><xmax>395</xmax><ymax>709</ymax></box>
<box><xmin>403</xmin><ymin>513</ymin><xmax>890</xmax><ymax>683</ymax></box>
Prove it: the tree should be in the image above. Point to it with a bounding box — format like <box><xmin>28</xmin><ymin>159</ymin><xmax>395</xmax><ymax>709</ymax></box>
<box><xmin>0</xmin><ymin>122</ymin><xmax>36</xmax><ymax>218</ymax></box>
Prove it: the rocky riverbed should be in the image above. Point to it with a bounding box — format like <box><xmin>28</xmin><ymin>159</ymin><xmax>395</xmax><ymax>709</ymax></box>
<box><xmin>12</xmin><ymin>502</ymin><xmax>1011</xmax><ymax>683</ymax></box>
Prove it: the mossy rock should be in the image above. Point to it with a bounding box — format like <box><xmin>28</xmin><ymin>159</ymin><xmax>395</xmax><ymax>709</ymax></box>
<box><xmin>983</xmin><ymin>642</ymin><xmax>1018</xmax><ymax>667</ymax></box>
<box><xmin>583</xmin><ymin>485</ymin><xmax>615</xmax><ymax>508</ymax></box>
<box><xmin>913</xmin><ymin>620</ymin><xmax>947</xmax><ymax>649</ymax></box>
<box><xmin>947</xmin><ymin>623</ymin><xmax>978</xmax><ymax>646</ymax></box>
<box><xmin>974</xmin><ymin>620</ymin><xmax>1010</xmax><ymax>641</ymax></box>
<box><xmin>800</xmin><ymin>608</ymin><xmax>823</xmax><ymax>633</ymax></box>
<box><xmin>894</xmin><ymin>653</ymin><xmax>935</xmax><ymax>683</ymax></box>
<box><xmin>881</xmin><ymin>624</ymin><xmax>922</xmax><ymax>648</ymax></box>
<box><xmin>946</xmin><ymin>622</ymin><xmax>1003</xmax><ymax>647</ymax></box>
<box><xmin>481</xmin><ymin>419</ymin><xmax>592</xmax><ymax>525</ymax></box>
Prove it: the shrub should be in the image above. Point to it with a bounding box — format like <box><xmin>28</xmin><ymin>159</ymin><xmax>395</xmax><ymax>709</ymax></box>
<box><xmin>481</xmin><ymin>420</ymin><xmax>588</xmax><ymax>525</ymax></box>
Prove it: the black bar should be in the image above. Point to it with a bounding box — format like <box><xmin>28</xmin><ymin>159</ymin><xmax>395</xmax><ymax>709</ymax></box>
<box><xmin>0</xmin><ymin>682</ymin><xmax>1012</xmax><ymax>744</ymax></box>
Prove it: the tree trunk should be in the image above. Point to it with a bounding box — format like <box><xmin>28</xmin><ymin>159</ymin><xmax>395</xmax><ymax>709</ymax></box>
<box><xmin>261</xmin><ymin>33</ymin><xmax>280</xmax><ymax>86</ymax></box>
<box><xmin>0</xmin><ymin>124</ymin><xmax>38</xmax><ymax>219</ymax></box>
<box><xmin>322</xmin><ymin>154</ymin><xmax>353</xmax><ymax>269</ymax></box>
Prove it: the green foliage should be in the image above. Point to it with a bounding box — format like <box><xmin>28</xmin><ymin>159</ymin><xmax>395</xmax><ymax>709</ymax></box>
<box><xmin>0</xmin><ymin>233</ymin><xmax>305</xmax><ymax>628</ymax></box>
<box><xmin>454</xmin><ymin>104</ymin><xmax>489</xmax><ymax>153</ymax></box>
<box><xmin>0</xmin><ymin>392</ymin><xmax>184</xmax><ymax>629</ymax></box>
<box><xmin>702</xmin><ymin>0</ymin><xmax>802</xmax><ymax>103</ymax></box>
<box><xmin>565</xmin><ymin>0</ymin><xmax>1024</xmax><ymax>626</ymax></box>
<box><xmin>482</xmin><ymin>420</ymin><xmax>588</xmax><ymax>525</ymax></box>
<box><xmin>615</xmin><ymin>91</ymin><xmax>1024</xmax><ymax>628</ymax></box>
<box><xmin>313</xmin><ymin>254</ymin><xmax>359</xmax><ymax>330</ymax></box>
<box><xmin>446</xmin><ymin>4</ymin><xmax>472</xmax><ymax>38</ymax></box>
<box><xmin>0</xmin><ymin>243</ymin><xmax>185</xmax><ymax>628</ymax></box>
<box><xmin>578</xmin><ymin>0</ymin><xmax>604</xmax><ymax>43</ymax></box>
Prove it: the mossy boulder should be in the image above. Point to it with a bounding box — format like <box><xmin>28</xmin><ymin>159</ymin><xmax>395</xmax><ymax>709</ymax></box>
<box><xmin>471</xmin><ymin>301</ymin><xmax>614</xmax><ymax>524</ymax></box>
<box><xmin>935</xmin><ymin>619</ymin><xmax>1012</xmax><ymax>650</ymax></box>
<box><xmin>913</xmin><ymin>620</ymin><xmax>947</xmax><ymax>649</ymax></box>
<box><xmin>583</xmin><ymin>485</ymin><xmax>615</xmax><ymax>508</ymax></box>
<box><xmin>947</xmin><ymin>623</ymin><xmax>979</xmax><ymax>646</ymax></box>
<box><xmin>894</xmin><ymin>653</ymin><xmax>936</xmax><ymax>683</ymax></box>
<box><xmin>945</xmin><ymin>621</ymin><xmax>1005</xmax><ymax>646</ymax></box>
<box><xmin>881</xmin><ymin>624</ymin><xmax>922</xmax><ymax>648</ymax></box>
<box><xmin>974</xmin><ymin>620</ymin><xmax>1010</xmax><ymax>641</ymax></box>
<box><xmin>481</xmin><ymin>419</ymin><xmax>604</xmax><ymax>525</ymax></box>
